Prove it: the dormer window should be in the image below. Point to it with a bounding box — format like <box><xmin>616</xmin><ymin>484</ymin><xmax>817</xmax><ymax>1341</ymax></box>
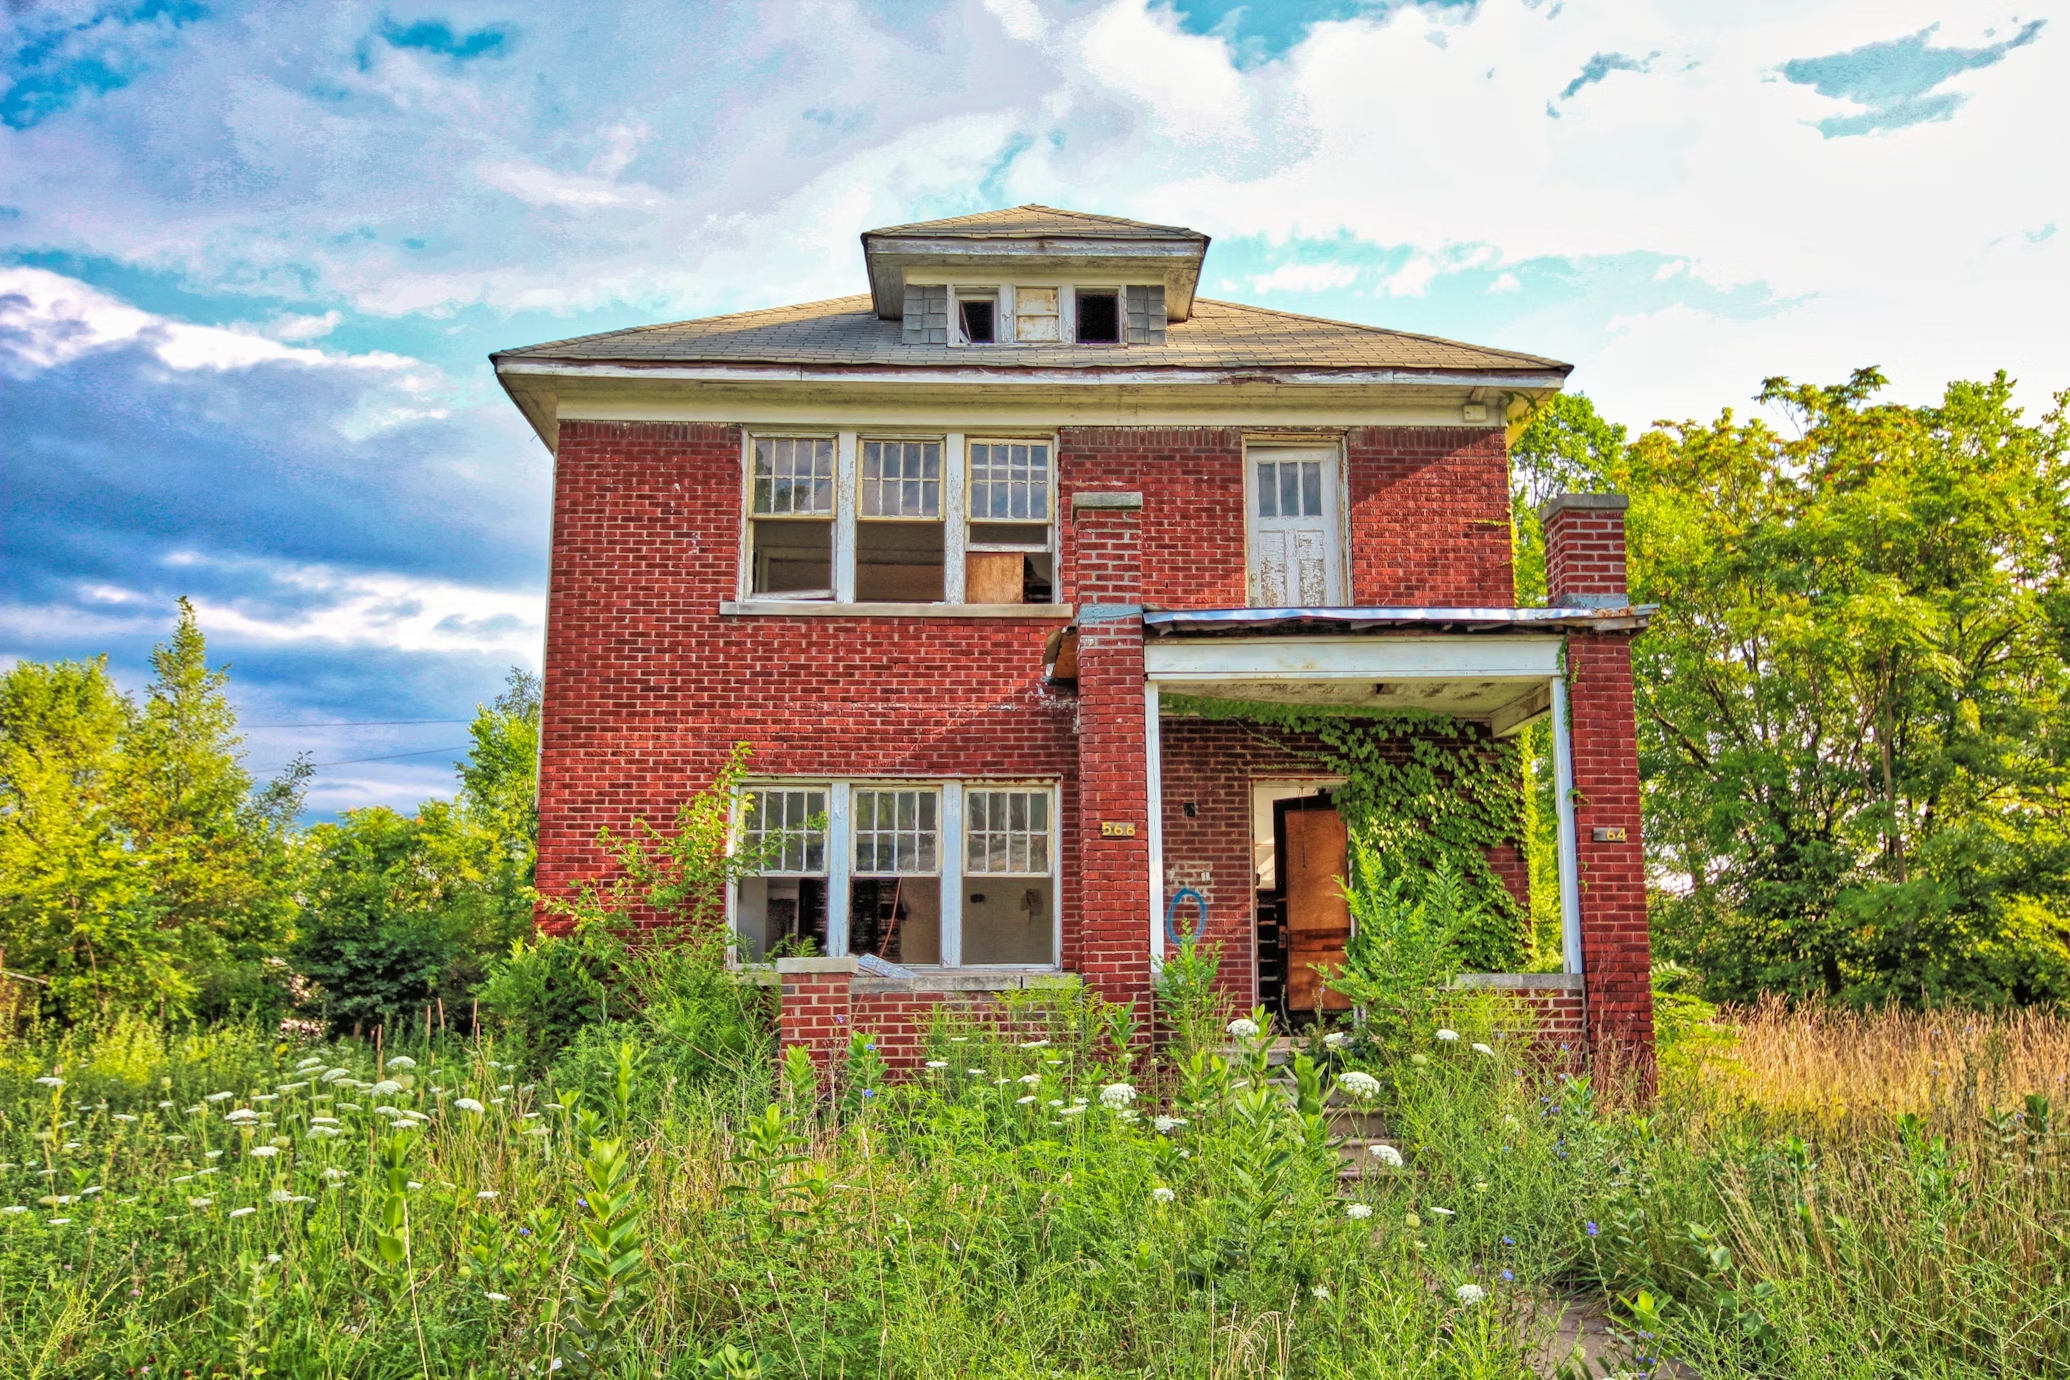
<box><xmin>1013</xmin><ymin>288</ymin><xmax>1060</xmax><ymax>342</ymax></box>
<box><xmin>1074</xmin><ymin>290</ymin><xmax>1120</xmax><ymax>344</ymax></box>
<box><xmin>958</xmin><ymin>295</ymin><xmax>996</xmax><ymax>344</ymax></box>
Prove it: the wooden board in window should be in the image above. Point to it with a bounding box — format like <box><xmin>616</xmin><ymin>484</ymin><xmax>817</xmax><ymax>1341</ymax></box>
<box><xmin>965</xmin><ymin>552</ymin><xmax>1025</xmax><ymax>605</ymax></box>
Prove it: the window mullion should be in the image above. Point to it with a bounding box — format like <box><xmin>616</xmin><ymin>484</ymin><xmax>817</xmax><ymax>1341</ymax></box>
<box><xmin>943</xmin><ymin>432</ymin><xmax>967</xmax><ymax>603</ymax></box>
<box><xmin>940</xmin><ymin>783</ymin><xmax>963</xmax><ymax>967</ymax></box>
<box><xmin>825</xmin><ymin>783</ymin><xmax>851</xmax><ymax>956</ymax></box>
<box><xmin>834</xmin><ymin>431</ymin><xmax>857</xmax><ymax>603</ymax></box>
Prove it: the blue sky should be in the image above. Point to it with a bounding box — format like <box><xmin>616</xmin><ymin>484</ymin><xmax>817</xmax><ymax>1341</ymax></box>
<box><xmin>2</xmin><ymin>0</ymin><xmax>2063</xmax><ymax>816</ymax></box>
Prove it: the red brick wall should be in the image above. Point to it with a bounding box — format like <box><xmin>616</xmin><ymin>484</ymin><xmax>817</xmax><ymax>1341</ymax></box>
<box><xmin>1347</xmin><ymin>426</ymin><xmax>1513</xmax><ymax>606</ymax></box>
<box><xmin>538</xmin><ymin>421</ymin><xmax>1077</xmax><ymax>910</ymax></box>
<box><xmin>777</xmin><ymin>965</ymin><xmax>852</xmax><ymax>1069</ymax></box>
<box><xmin>1057</xmin><ymin>427</ymin><xmax>1248</xmax><ymax>608</ymax></box>
<box><xmin>1543</xmin><ymin>498</ymin><xmax>1631</xmax><ymax>605</ymax></box>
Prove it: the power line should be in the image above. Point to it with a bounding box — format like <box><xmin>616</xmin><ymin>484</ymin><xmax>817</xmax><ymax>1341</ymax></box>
<box><xmin>263</xmin><ymin>745</ymin><xmax>473</xmax><ymax>770</ymax></box>
<box><xmin>244</xmin><ymin>718</ymin><xmax>472</xmax><ymax>729</ymax></box>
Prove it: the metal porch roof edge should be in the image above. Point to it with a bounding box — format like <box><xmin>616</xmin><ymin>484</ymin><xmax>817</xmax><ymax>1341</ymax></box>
<box><xmin>1140</xmin><ymin>606</ymin><xmax>1657</xmax><ymax>636</ymax></box>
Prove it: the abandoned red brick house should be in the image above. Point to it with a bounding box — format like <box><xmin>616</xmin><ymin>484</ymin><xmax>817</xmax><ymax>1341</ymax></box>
<box><xmin>492</xmin><ymin>206</ymin><xmax>1654</xmax><ymax>1070</ymax></box>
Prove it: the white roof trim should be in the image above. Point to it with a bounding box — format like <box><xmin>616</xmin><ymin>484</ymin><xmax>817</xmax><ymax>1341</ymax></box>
<box><xmin>494</xmin><ymin>359</ymin><xmax>1570</xmax><ymax>390</ymax></box>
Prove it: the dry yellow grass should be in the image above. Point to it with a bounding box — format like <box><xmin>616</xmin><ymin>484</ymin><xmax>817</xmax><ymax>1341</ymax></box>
<box><xmin>1699</xmin><ymin>996</ymin><xmax>2070</xmax><ymax>1118</ymax></box>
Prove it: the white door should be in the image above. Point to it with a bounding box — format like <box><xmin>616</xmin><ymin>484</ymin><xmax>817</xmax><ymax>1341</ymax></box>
<box><xmin>1247</xmin><ymin>447</ymin><xmax>1343</xmax><ymax>607</ymax></box>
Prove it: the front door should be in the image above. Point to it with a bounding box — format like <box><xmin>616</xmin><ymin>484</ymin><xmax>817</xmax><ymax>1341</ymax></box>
<box><xmin>1247</xmin><ymin>446</ymin><xmax>1343</xmax><ymax>607</ymax></box>
<box><xmin>1275</xmin><ymin>795</ymin><xmax>1353</xmax><ymax>1012</ymax></box>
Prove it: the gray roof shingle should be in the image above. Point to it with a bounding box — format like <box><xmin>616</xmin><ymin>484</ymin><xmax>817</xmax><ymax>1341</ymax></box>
<box><xmin>862</xmin><ymin>204</ymin><xmax>1207</xmax><ymax>243</ymax></box>
<box><xmin>494</xmin><ymin>295</ymin><xmax>1568</xmax><ymax>375</ymax></box>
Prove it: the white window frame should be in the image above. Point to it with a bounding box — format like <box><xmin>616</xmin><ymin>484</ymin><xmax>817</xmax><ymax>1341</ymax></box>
<box><xmin>741</xmin><ymin>428</ymin><xmax>1060</xmax><ymax>608</ymax></box>
<box><xmin>1241</xmin><ymin>438</ymin><xmax>1350</xmax><ymax>608</ymax></box>
<box><xmin>727</xmin><ymin>777</ymin><xmax>1059</xmax><ymax>970</ymax></box>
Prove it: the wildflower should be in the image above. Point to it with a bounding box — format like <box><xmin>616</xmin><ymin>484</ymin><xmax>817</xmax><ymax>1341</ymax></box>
<box><xmin>295</xmin><ymin>1058</ymin><xmax>326</xmax><ymax>1071</ymax></box>
<box><xmin>1585</xmin><ymin>1220</ymin><xmax>1598</xmax><ymax>1237</ymax></box>
<box><xmin>1472</xmin><ymin>1042</ymin><xmax>1496</xmax><ymax>1057</ymax></box>
<box><xmin>477</xmin><ymin>1190</ymin><xmax>500</xmax><ymax>1200</ymax></box>
<box><xmin>1226</xmin><ymin>1017</ymin><xmax>1260</xmax><ymax>1038</ymax></box>
<box><xmin>385</xmin><ymin>1056</ymin><xmax>417</xmax><ymax>1070</ymax></box>
<box><xmin>408</xmin><ymin>1181</ymin><xmax>424</xmax><ymax>1190</ymax></box>
<box><xmin>368</xmin><ymin>1080</ymin><xmax>404</xmax><ymax>1097</ymax></box>
<box><xmin>34</xmin><ymin>1076</ymin><xmax>62</xmax><ymax>1088</ymax></box>
<box><xmin>1501</xmin><ymin>1235</ymin><xmax>1514</xmax><ymax>1246</ymax></box>
<box><xmin>157</xmin><ymin>1101</ymin><xmax>173</xmax><ymax>1109</ymax></box>
<box><xmin>48</xmin><ymin>1218</ymin><xmax>72</xmax><ymax>1225</ymax></box>
<box><xmin>1099</xmin><ymin>1082</ymin><xmax>1137</xmax><ymax>1108</ymax></box>
<box><xmin>1435</xmin><ymin>1029</ymin><xmax>1460</xmax><ymax>1043</ymax></box>
<box><xmin>205</xmin><ymin>1151</ymin><xmax>223</xmax><ymax>1160</ymax></box>
<box><xmin>308</xmin><ymin>1127</ymin><xmax>341</xmax><ymax>1139</ymax></box>
<box><xmin>320</xmin><ymin>1069</ymin><xmax>352</xmax><ymax>1083</ymax></box>
<box><xmin>485</xmin><ymin>1292</ymin><xmax>509</xmax><ymax>1302</ymax></box>
<box><xmin>1019</xmin><ymin>1039</ymin><xmax>1050</xmax><ymax>1049</ymax></box>
<box><xmin>269</xmin><ymin>1190</ymin><xmax>295</xmax><ymax>1204</ymax></box>
<box><xmin>249</xmin><ymin>1145</ymin><xmax>281</xmax><ymax>1159</ymax></box>
<box><xmin>1345</xmin><ymin>1203</ymin><xmax>1373</xmax><ymax>1219</ymax></box>
<box><xmin>1456</xmin><ymin>1284</ymin><xmax>1486</xmax><ymax>1306</ymax></box>
<box><xmin>1019</xmin><ymin>1073</ymin><xmax>1042</xmax><ymax>1086</ymax></box>
<box><xmin>322</xmin><ymin>1168</ymin><xmax>348</xmax><ymax>1183</ymax></box>
<box><xmin>1311</xmin><ymin>1284</ymin><xmax>1331</xmax><ymax>1301</ymax></box>
<box><xmin>1151</xmin><ymin>1186</ymin><xmax>1176</xmax><ymax>1205</ymax></box>
<box><xmin>522</xmin><ymin>1126</ymin><xmax>549</xmax><ymax>1136</ymax></box>
<box><xmin>1323</xmin><ymin>1031</ymin><xmax>1348</xmax><ymax>1049</ymax></box>
<box><xmin>230</xmin><ymin>1207</ymin><xmax>257</xmax><ymax>1218</ymax></box>
<box><xmin>1369</xmin><ymin>1144</ymin><xmax>1404</xmax><ymax>1167</ymax></box>
<box><xmin>205</xmin><ymin>1091</ymin><xmax>233</xmax><ymax>1102</ymax></box>
<box><xmin>310</xmin><ymin>1115</ymin><xmax>340</xmax><ymax>1126</ymax></box>
<box><xmin>1016</xmin><ymin>1095</ymin><xmax>1037</xmax><ymax>1105</ymax></box>
<box><xmin>1430</xmin><ymin>1206</ymin><xmax>1455</xmax><ymax>1217</ymax></box>
<box><xmin>1</xmin><ymin>1206</ymin><xmax>26</xmax><ymax>1215</ymax></box>
<box><xmin>114</xmin><ymin>1113</ymin><xmax>138</xmax><ymax>1123</ymax></box>
<box><xmin>1047</xmin><ymin>1099</ymin><xmax>1064</xmax><ymax>1108</ymax></box>
<box><xmin>1059</xmin><ymin>1105</ymin><xmax>1087</xmax><ymax>1117</ymax></box>
<box><xmin>1337</xmin><ymin>1070</ymin><xmax>1382</xmax><ymax>1099</ymax></box>
<box><xmin>226</xmin><ymin>1109</ymin><xmax>259</xmax><ymax>1124</ymax></box>
<box><xmin>497</xmin><ymin>1084</ymin><xmax>513</xmax><ymax>1092</ymax></box>
<box><xmin>1152</xmin><ymin>1115</ymin><xmax>1178</xmax><ymax>1133</ymax></box>
<box><xmin>453</xmin><ymin>1097</ymin><xmax>486</xmax><ymax>1113</ymax></box>
<box><xmin>924</xmin><ymin>1060</ymin><xmax>948</xmax><ymax>1070</ymax></box>
<box><xmin>1500</xmin><ymin>1269</ymin><xmax>1515</xmax><ymax>1282</ymax></box>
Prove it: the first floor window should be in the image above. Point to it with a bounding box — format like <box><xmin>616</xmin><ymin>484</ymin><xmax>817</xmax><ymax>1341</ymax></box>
<box><xmin>850</xmin><ymin>788</ymin><xmax>941</xmax><ymax>965</ymax></box>
<box><xmin>734</xmin><ymin>785</ymin><xmax>830</xmax><ymax>962</ymax></box>
<box><xmin>749</xmin><ymin>436</ymin><xmax>835</xmax><ymax>597</ymax></box>
<box><xmin>962</xmin><ymin>788</ymin><xmax>1054</xmax><ymax>965</ymax></box>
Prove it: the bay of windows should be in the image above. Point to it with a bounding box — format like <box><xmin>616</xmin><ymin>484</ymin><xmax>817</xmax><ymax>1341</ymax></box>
<box><xmin>745</xmin><ymin>432</ymin><xmax>1055</xmax><ymax>605</ymax></box>
<box><xmin>731</xmin><ymin>781</ymin><xmax>1058</xmax><ymax>969</ymax></box>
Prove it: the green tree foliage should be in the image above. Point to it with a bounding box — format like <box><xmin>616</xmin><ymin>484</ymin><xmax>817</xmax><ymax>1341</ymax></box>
<box><xmin>0</xmin><ymin>602</ymin><xmax>305</xmax><ymax>1020</ymax></box>
<box><xmin>1514</xmin><ymin>371</ymin><xmax>2070</xmax><ymax>1006</ymax></box>
<box><xmin>292</xmin><ymin>670</ymin><xmax>542</xmax><ymax>1031</ymax></box>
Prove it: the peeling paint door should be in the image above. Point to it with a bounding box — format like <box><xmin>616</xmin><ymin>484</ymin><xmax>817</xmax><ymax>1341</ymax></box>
<box><xmin>1247</xmin><ymin>447</ymin><xmax>1342</xmax><ymax>607</ymax></box>
<box><xmin>1276</xmin><ymin>795</ymin><xmax>1353</xmax><ymax>1013</ymax></box>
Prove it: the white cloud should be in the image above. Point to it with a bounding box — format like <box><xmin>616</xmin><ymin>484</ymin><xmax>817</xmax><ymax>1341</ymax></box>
<box><xmin>983</xmin><ymin>0</ymin><xmax>1048</xmax><ymax>43</ymax></box>
<box><xmin>1249</xmin><ymin>262</ymin><xmax>1360</xmax><ymax>293</ymax></box>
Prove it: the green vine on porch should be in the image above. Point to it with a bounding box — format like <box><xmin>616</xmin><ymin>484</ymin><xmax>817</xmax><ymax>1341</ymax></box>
<box><xmin>1160</xmin><ymin>696</ymin><xmax>1532</xmax><ymax>970</ymax></box>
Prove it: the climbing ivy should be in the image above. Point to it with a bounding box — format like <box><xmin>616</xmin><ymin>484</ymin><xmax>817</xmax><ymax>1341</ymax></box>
<box><xmin>1163</xmin><ymin>696</ymin><xmax>1532</xmax><ymax>970</ymax></box>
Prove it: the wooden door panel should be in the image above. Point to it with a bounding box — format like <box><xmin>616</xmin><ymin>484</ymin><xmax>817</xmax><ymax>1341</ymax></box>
<box><xmin>1281</xmin><ymin>802</ymin><xmax>1352</xmax><ymax>1011</ymax></box>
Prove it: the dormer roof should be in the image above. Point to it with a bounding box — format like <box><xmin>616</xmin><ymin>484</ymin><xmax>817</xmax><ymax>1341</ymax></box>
<box><xmin>860</xmin><ymin>204</ymin><xmax>1209</xmax><ymax>321</ymax></box>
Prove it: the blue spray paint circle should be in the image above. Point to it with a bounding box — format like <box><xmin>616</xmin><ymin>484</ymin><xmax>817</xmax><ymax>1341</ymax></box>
<box><xmin>1165</xmin><ymin>887</ymin><xmax>1208</xmax><ymax>948</ymax></box>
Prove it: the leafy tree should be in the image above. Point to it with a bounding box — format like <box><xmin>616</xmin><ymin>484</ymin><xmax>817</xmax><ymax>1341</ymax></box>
<box><xmin>1631</xmin><ymin>370</ymin><xmax>2070</xmax><ymax>1005</ymax></box>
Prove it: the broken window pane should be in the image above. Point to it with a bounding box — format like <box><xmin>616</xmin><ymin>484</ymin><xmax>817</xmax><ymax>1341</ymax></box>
<box><xmin>1075</xmin><ymin>291</ymin><xmax>1120</xmax><ymax>344</ymax></box>
<box><xmin>963</xmin><ymin>879</ymin><xmax>1055</xmax><ymax>965</ymax></box>
<box><xmin>855</xmin><ymin>520</ymin><xmax>944</xmax><ymax>601</ymax></box>
<box><xmin>735</xmin><ymin>877</ymin><xmax>828</xmax><ymax>962</ymax></box>
<box><xmin>750</xmin><ymin>518</ymin><xmax>833</xmax><ymax>597</ymax></box>
<box><xmin>959</xmin><ymin>297</ymin><xmax>995</xmax><ymax>344</ymax></box>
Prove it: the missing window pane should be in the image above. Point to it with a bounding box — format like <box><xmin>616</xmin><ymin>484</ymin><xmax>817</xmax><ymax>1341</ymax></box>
<box><xmin>1075</xmin><ymin>291</ymin><xmax>1119</xmax><ymax>344</ymax></box>
<box><xmin>963</xmin><ymin>878</ymin><xmax>1054</xmax><ymax>965</ymax></box>
<box><xmin>855</xmin><ymin>521</ymin><xmax>944</xmax><ymax>602</ymax></box>
<box><xmin>847</xmin><ymin>876</ymin><xmax>941</xmax><ymax>965</ymax></box>
<box><xmin>735</xmin><ymin>876</ymin><xmax>827</xmax><ymax>962</ymax></box>
<box><xmin>960</xmin><ymin>299</ymin><xmax>995</xmax><ymax>344</ymax></box>
<box><xmin>751</xmin><ymin>519</ymin><xmax>833</xmax><ymax>597</ymax></box>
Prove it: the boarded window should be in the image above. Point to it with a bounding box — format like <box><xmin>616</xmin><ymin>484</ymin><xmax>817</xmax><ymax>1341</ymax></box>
<box><xmin>967</xmin><ymin>440</ymin><xmax>1053</xmax><ymax>604</ymax></box>
<box><xmin>1014</xmin><ymin>287</ymin><xmax>1060</xmax><ymax>342</ymax></box>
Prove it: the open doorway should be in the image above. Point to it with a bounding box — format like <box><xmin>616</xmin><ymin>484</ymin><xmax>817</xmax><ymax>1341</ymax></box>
<box><xmin>1252</xmin><ymin>780</ymin><xmax>1350</xmax><ymax>1022</ymax></box>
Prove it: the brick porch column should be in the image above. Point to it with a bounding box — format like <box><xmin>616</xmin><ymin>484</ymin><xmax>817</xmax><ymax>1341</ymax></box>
<box><xmin>775</xmin><ymin>956</ymin><xmax>855</xmax><ymax>1072</ymax></box>
<box><xmin>1071</xmin><ymin>491</ymin><xmax>1154</xmax><ymax>1024</ymax></box>
<box><xmin>1542</xmin><ymin>493</ymin><xmax>1656</xmax><ymax>1074</ymax></box>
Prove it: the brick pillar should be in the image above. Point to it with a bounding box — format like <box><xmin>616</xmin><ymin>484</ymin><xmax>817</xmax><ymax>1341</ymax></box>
<box><xmin>775</xmin><ymin>957</ymin><xmax>855</xmax><ymax>1072</ymax></box>
<box><xmin>1541</xmin><ymin>493</ymin><xmax>1656</xmax><ymax>1077</ymax></box>
<box><xmin>1070</xmin><ymin>492</ymin><xmax>1154</xmax><ymax>1024</ymax></box>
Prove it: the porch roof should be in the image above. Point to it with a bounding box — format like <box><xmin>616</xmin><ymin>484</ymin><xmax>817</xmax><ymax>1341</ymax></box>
<box><xmin>1141</xmin><ymin>605</ymin><xmax>1654</xmax><ymax>637</ymax></box>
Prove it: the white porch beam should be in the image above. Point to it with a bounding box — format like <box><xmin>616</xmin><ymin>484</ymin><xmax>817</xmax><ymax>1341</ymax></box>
<box><xmin>1144</xmin><ymin>680</ymin><xmax>1166</xmax><ymax>964</ymax></box>
<box><xmin>1142</xmin><ymin>634</ymin><xmax>1563</xmax><ymax>682</ymax></box>
<box><xmin>1550</xmin><ymin>673</ymin><xmax>1584</xmax><ymax>977</ymax></box>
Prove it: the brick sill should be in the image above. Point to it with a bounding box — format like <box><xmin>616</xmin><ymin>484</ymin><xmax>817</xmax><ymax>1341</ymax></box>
<box><xmin>721</xmin><ymin>601</ymin><xmax>1074</xmax><ymax>620</ymax></box>
<box><xmin>1453</xmin><ymin>972</ymin><xmax>1583</xmax><ymax>990</ymax></box>
<box><xmin>746</xmin><ymin>961</ymin><xmax>1070</xmax><ymax>995</ymax></box>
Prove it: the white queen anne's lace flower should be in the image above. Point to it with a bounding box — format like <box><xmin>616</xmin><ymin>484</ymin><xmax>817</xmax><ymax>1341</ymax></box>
<box><xmin>230</xmin><ymin>1206</ymin><xmax>257</xmax><ymax>1218</ymax></box>
<box><xmin>1150</xmin><ymin>1186</ymin><xmax>1175</xmax><ymax>1204</ymax></box>
<box><xmin>1226</xmin><ymin>1017</ymin><xmax>1260</xmax><ymax>1038</ymax></box>
<box><xmin>384</xmin><ymin>1056</ymin><xmax>417</xmax><ymax>1070</ymax></box>
<box><xmin>1099</xmin><ymin>1083</ymin><xmax>1136</xmax><ymax>1108</ymax></box>
<box><xmin>1369</xmin><ymin>1144</ymin><xmax>1405</xmax><ymax>1167</ymax></box>
<box><xmin>1345</xmin><ymin>1202</ymin><xmax>1373</xmax><ymax>1219</ymax></box>
<box><xmin>1435</xmin><ymin>1029</ymin><xmax>1460</xmax><ymax>1043</ymax></box>
<box><xmin>34</xmin><ymin>1076</ymin><xmax>63</xmax><ymax>1088</ymax></box>
<box><xmin>1152</xmin><ymin>1115</ymin><xmax>1178</xmax><ymax>1133</ymax></box>
<box><xmin>1472</xmin><ymin>1042</ymin><xmax>1496</xmax><ymax>1057</ymax></box>
<box><xmin>1323</xmin><ymin>1031</ymin><xmax>1348</xmax><ymax>1049</ymax></box>
<box><xmin>453</xmin><ymin>1098</ymin><xmax>485</xmax><ymax>1113</ymax></box>
<box><xmin>248</xmin><ymin>1145</ymin><xmax>280</xmax><ymax>1158</ymax></box>
<box><xmin>1337</xmin><ymin>1070</ymin><xmax>1382</xmax><ymax>1099</ymax></box>
<box><xmin>1455</xmin><ymin>1283</ymin><xmax>1486</xmax><ymax>1305</ymax></box>
<box><xmin>924</xmin><ymin>1060</ymin><xmax>948</xmax><ymax>1070</ymax></box>
<box><xmin>368</xmin><ymin>1080</ymin><xmax>404</xmax><ymax>1097</ymax></box>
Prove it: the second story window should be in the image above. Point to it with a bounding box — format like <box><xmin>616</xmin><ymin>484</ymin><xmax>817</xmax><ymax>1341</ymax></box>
<box><xmin>748</xmin><ymin>437</ymin><xmax>835</xmax><ymax>598</ymax></box>
<box><xmin>1074</xmin><ymin>290</ymin><xmax>1120</xmax><ymax>343</ymax></box>
<box><xmin>858</xmin><ymin>439</ymin><xmax>944</xmax><ymax>602</ymax></box>
<box><xmin>966</xmin><ymin>439</ymin><xmax>1053</xmax><ymax>603</ymax></box>
<box><xmin>958</xmin><ymin>294</ymin><xmax>996</xmax><ymax>344</ymax></box>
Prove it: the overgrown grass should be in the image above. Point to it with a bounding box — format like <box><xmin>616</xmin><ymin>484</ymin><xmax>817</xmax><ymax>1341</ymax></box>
<box><xmin>0</xmin><ymin>996</ymin><xmax>2064</xmax><ymax>1377</ymax></box>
